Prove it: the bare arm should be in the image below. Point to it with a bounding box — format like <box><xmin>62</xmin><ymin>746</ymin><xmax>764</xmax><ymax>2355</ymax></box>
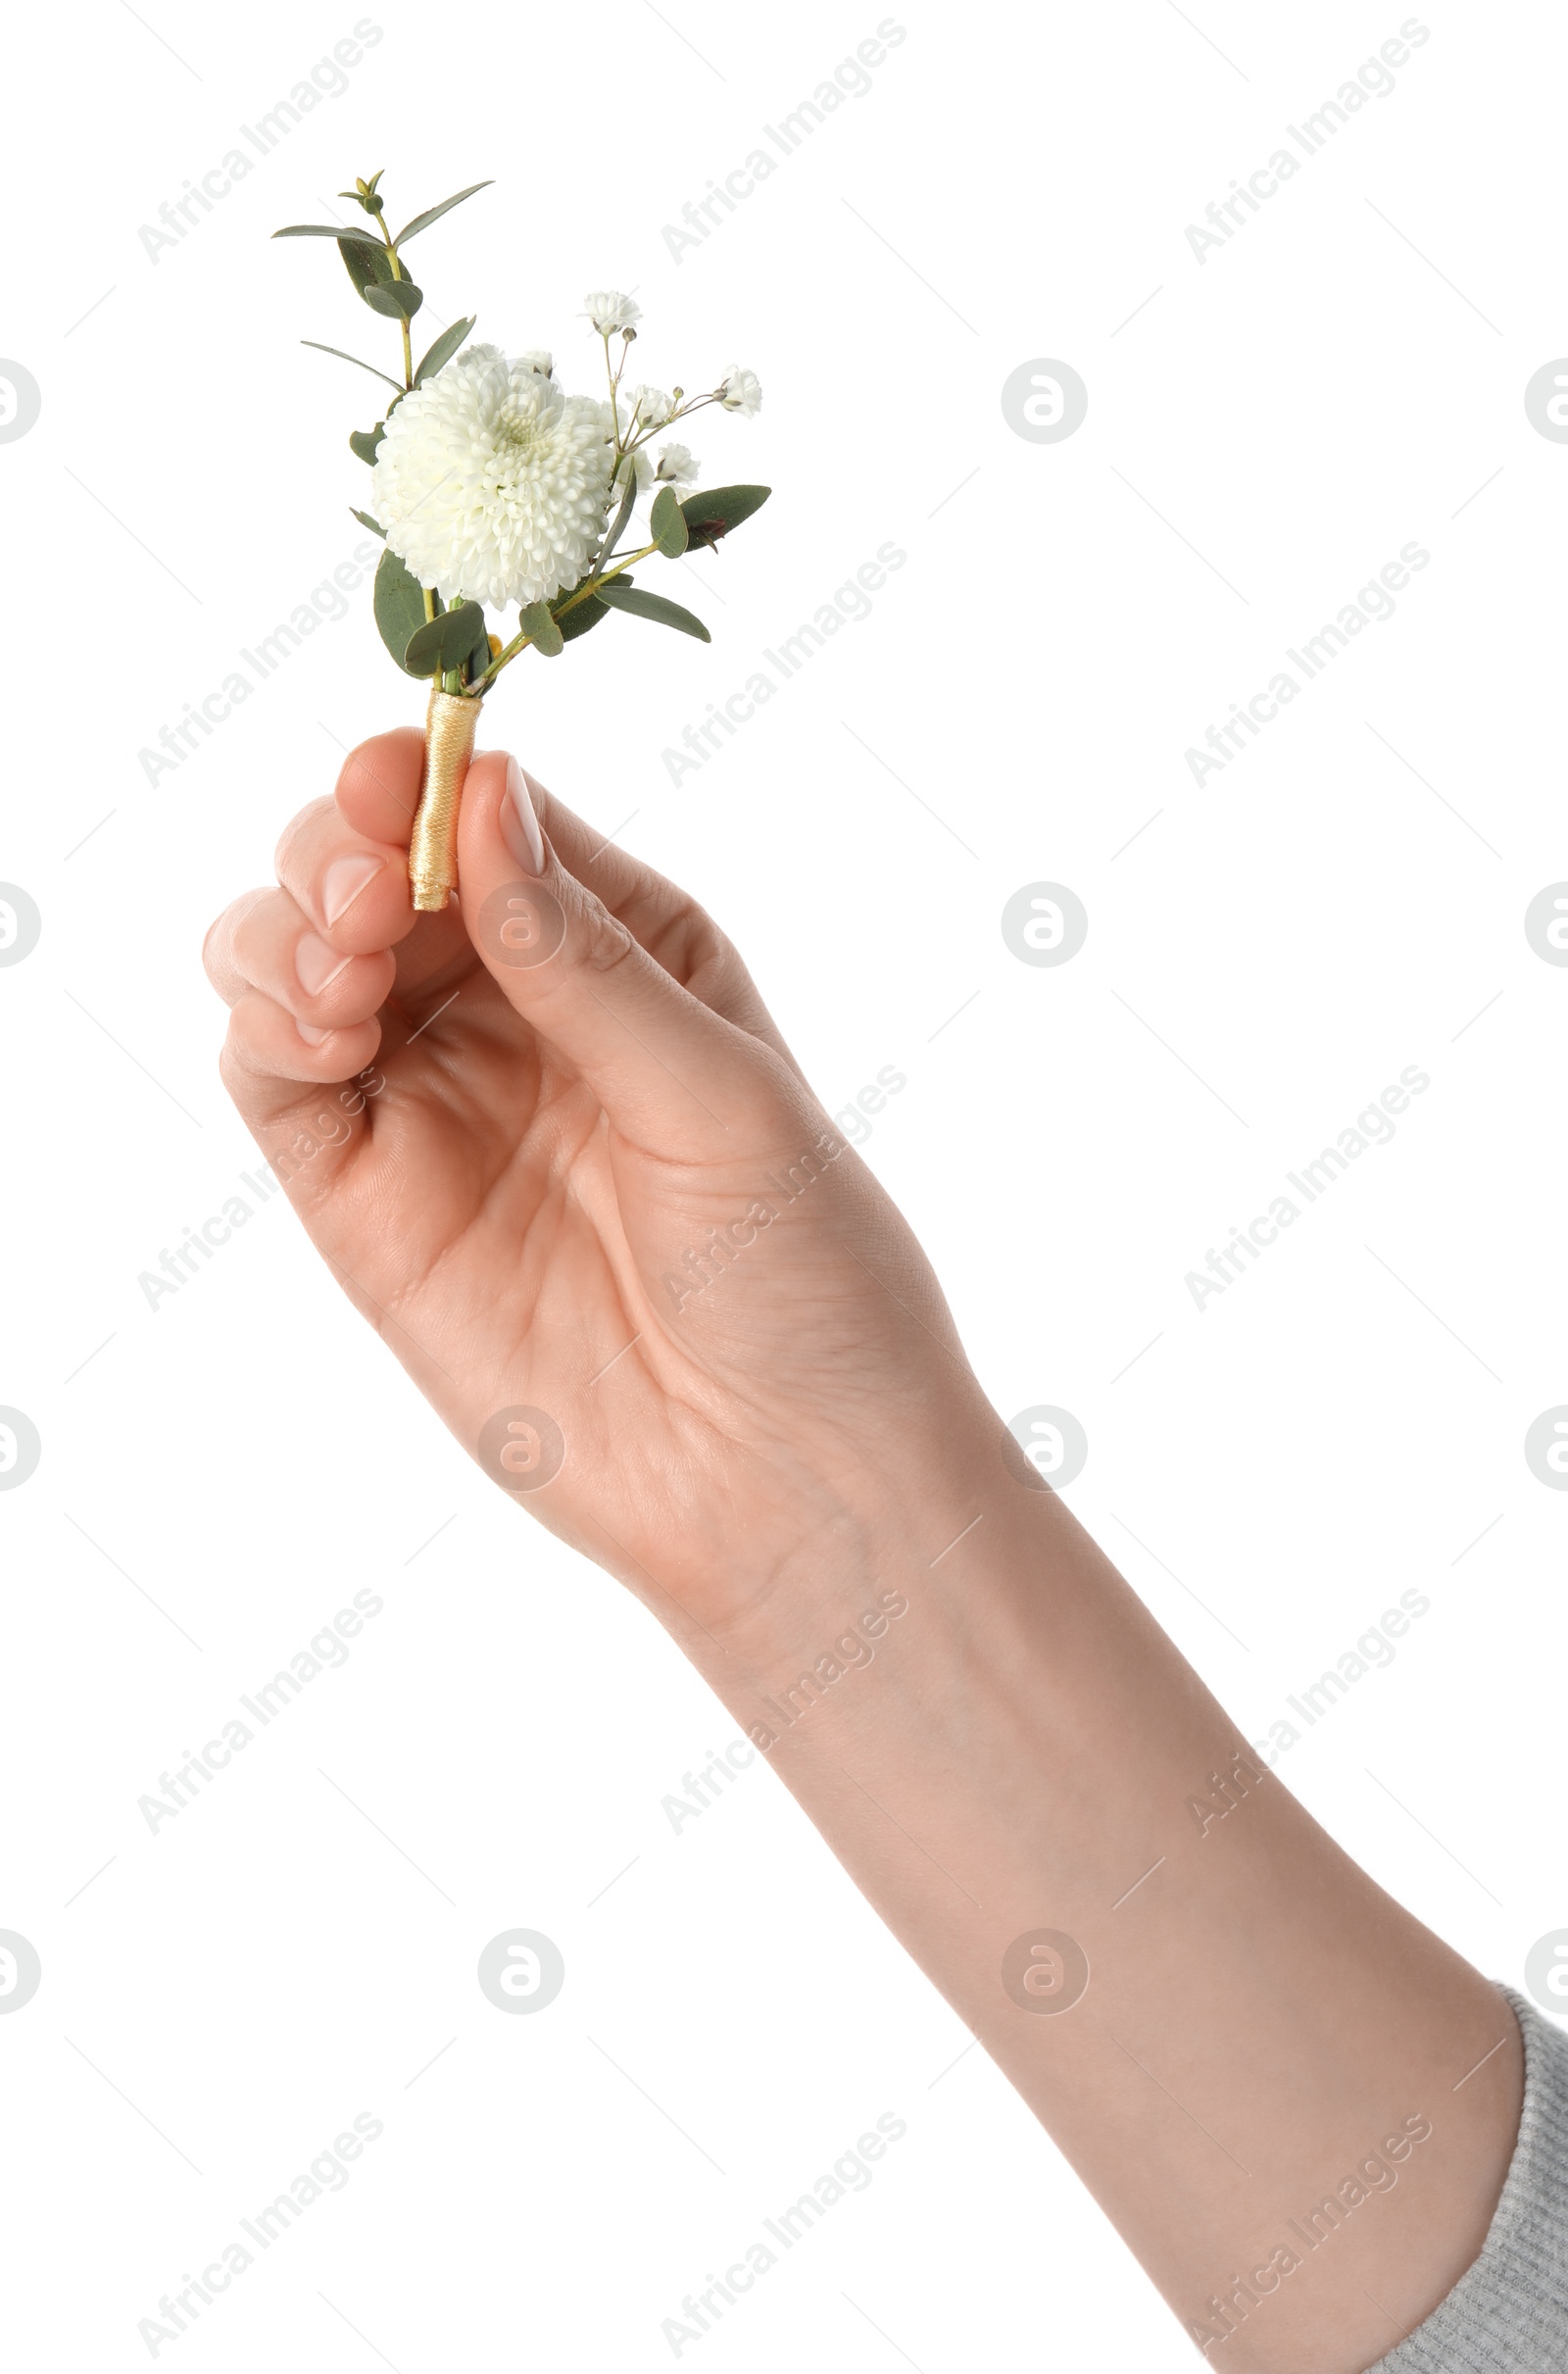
<box><xmin>673</xmin><ymin>1448</ymin><xmax>1521</xmax><ymax>2371</ymax></box>
<box><xmin>207</xmin><ymin>735</ymin><xmax>1522</xmax><ymax>2371</ymax></box>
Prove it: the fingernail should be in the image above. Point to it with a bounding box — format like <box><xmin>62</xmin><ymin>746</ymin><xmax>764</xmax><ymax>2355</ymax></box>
<box><xmin>295</xmin><ymin>933</ymin><xmax>352</xmax><ymax>996</ymax></box>
<box><xmin>502</xmin><ymin>754</ymin><xmax>546</xmax><ymax>875</ymax></box>
<box><xmin>321</xmin><ymin>853</ymin><xmax>383</xmax><ymax>925</ymax></box>
<box><xmin>297</xmin><ymin>1020</ymin><xmax>330</xmax><ymax>1046</ymax></box>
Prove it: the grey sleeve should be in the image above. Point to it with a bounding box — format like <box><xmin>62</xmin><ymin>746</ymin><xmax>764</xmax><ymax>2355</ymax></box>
<box><xmin>1367</xmin><ymin>1988</ymin><xmax>1568</xmax><ymax>2372</ymax></box>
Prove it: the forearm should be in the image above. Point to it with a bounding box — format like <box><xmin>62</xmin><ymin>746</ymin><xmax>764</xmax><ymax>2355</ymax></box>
<box><xmin>671</xmin><ymin>1405</ymin><xmax>1522</xmax><ymax>2373</ymax></box>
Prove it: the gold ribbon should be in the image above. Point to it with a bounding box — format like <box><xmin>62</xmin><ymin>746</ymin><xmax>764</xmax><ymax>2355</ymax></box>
<box><xmin>408</xmin><ymin>688</ymin><xmax>482</xmax><ymax>912</ymax></box>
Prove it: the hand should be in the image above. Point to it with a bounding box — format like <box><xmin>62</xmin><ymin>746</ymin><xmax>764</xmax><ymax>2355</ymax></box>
<box><xmin>206</xmin><ymin>735</ymin><xmax>1528</xmax><ymax>2374</ymax></box>
<box><xmin>205</xmin><ymin>730</ymin><xmax>986</xmax><ymax>1638</ymax></box>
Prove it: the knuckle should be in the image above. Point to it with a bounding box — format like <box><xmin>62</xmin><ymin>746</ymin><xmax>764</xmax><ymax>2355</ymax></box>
<box><xmin>201</xmin><ymin>911</ymin><xmax>230</xmax><ymax>983</ymax></box>
<box><xmin>203</xmin><ymin>890</ymin><xmax>266</xmax><ymax>994</ymax></box>
<box><xmin>272</xmin><ymin>798</ymin><xmax>333</xmax><ymax>883</ymax></box>
<box><xmin>576</xmin><ymin>892</ymin><xmax>638</xmax><ymax>979</ymax></box>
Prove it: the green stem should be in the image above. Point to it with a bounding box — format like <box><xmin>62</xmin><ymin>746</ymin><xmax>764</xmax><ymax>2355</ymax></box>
<box><xmin>378</xmin><ymin>224</ymin><xmax>415</xmax><ymax>394</ymax></box>
<box><xmin>464</xmin><ymin>540</ymin><xmax>662</xmax><ymax>697</ymax></box>
<box><xmin>374</xmin><ymin>202</ymin><xmax>431</xmax><ymax>620</ymax></box>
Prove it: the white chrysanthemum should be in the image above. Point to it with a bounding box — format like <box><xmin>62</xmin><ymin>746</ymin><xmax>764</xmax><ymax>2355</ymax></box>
<box><xmin>585</xmin><ymin>289</ymin><xmax>640</xmax><ymax>335</ymax></box>
<box><xmin>370</xmin><ymin>344</ymin><xmax>615</xmax><ymax>611</ymax></box>
<box><xmin>655</xmin><ymin>442</ymin><xmax>700</xmax><ymax>497</ymax></box>
<box><xmin>717</xmin><ymin>365</ymin><xmax>761</xmax><ymax>417</ymax></box>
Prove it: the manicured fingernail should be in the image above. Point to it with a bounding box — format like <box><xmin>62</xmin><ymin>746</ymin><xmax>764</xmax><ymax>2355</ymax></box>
<box><xmin>321</xmin><ymin>853</ymin><xmax>383</xmax><ymax>925</ymax></box>
<box><xmin>297</xmin><ymin>1020</ymin><xmax>330</xmax><ymax>1046</ymax></box>
<box><xmin>295</xmin><ymin>933</ymin><xmax>352</xmax><ymax>996</ymax></box>
<box><xmin>502</xmin><ymin>754</ymin><xmax>546</xmax><ymax>875</ymax></box>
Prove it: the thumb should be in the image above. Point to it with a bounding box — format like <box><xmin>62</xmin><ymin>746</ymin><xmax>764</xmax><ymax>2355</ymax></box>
<box><xmin>455</xmin><ymin>749</ymin><xmax>771</xmax><ymax>1156</ymax></box>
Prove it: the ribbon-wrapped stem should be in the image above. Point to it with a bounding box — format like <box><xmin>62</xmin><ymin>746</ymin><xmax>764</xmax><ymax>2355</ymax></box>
<box><xmin>408</xmin><ymin>687</ymin><xmax>481</xmax><ymax>912</ymax></box>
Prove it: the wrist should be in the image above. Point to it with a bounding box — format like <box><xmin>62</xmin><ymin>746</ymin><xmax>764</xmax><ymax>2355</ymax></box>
<box><xmin>676</xmin><ymin>1386</ymin><xmax>1057</xmax><ymax>1708</ymax></box>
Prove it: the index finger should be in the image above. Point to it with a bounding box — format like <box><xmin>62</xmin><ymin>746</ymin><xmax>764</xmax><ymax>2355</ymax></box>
<box><xmin>335</xmin><ymin>727</ymin><xmax>424</xmax><ymax>845</ymax></box>
<box><xmin>334</xmin><ymin>727</ymin><xmax>803</xmax><ymax>1072</ymax></box>
<box><xmin>335</xmin><ymin>729</ymin><xmax>687</xmax><ymax>932</ymax></box>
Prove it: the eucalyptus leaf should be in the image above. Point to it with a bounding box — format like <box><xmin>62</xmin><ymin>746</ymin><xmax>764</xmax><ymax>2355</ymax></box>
<box><xmin>593</xmin><ymin>467</ymin><xmax>640</xmax><ymax>576</ymax></box>
<box><xmin>553</xmin><ymin>571</ymin><xmax>631</xmax><ymax>643</ymax></box>
<box><xmin>414</xmin><ymin>316</ymin><xmax>476</xmax><ymax>385</ymax></box>
<box><xmin>556</xmin><ymin>594</ymin><xmax>611</xmax><ymax>643</ymax></box>
<box><xmin>519</xmin><ymin>599</ymin><xmax>564</xmax><ymax>658</ymax></box>
<box><xmin>594</xmin><ymin>581</ymin><xmax>710</xmax><ymax>640</ymax></box>
<box><xmin>363</xmin><ymin>278</ymin><xmax>423</xmax><ymax>321</ymax></box>
<box><xmin>680</xmin><ymin>483</ymin><xmax>771</xmax><ymax>550</ymax></box>
<box><xmin>337</xmin><ymin>235</ymin><xmax>397</xmax><ymax>299</ymax></box>
<box><xmin>349</xmin><ymin>422</ymin><xmax>385</xmax><ymax>466</ymax></box>
<box><xmin>373</xmin><ymin>547</ymin><xmax>429</xmax><ymax>675</ymax></box>
<box><xmin>403</xmin><ymin>600</ymin><xmax>489</xmax><ymax>678</ymax></box>
<box><xmin>350</xmin><ymin>509</ymin><xmax>385</xmax><ymax>537</ymax></box>
<box><xmin>394</xmin><ymin>181</ymin><xmax>494</xmax><ymax>245</ymax></box>
<box><xmin>273</xmin><ymin>223</ymin><xmax>385</xmax><ymax>248</ymax></box>
<box><xmin>301</xmin><ymin>340</ymin><xmax>404</xmax><ymax>393</ymax></box>
<box><xmin>649</xmin><ymin>483</ymin><xmax>689</xmax><ymax>558</ymax></box>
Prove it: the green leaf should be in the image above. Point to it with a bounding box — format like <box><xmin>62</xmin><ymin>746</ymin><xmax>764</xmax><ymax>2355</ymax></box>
<box><xmin>363</xmin><ymin>277</ymin><xmax>423</xmax><ymax>321</ymax></box>
<box><xmin>650</xmin><ymin>484</ymin><xmax>689</xmax><ymax>558</ymax></box>
<box><xmin>550</xmin><ymin>571</ymin><xmax>631</xmax><ymax>644</ymax></box>
<box><xmin>350</xmin><ymin>509</ymin><xmax>385</xmax><ymax>537</ymax></box>
<box><xmin>414</xmin><ymin>316</ymin><xmax>476</xmax><ymax>385</ymax></box>
<box><xmin>273</xmin><ymin>223</ymin><xmax>385</xmax><ymax>248</ymax></box>
<box><xmin>301</xmin><ymin>340</ymin><xmax>404</xmax><ymax>393</ymax></box>
<box><xmin>349</xmin><ymin>421</ymin><xmax>385</xmax><ymax>466</ymax></box>
<box><xmin>402</xmin><ymin>600</ymin><xmax>489</xmax><ymax>678</ymax></box>
<box><xmin>594</xmin><ymin>467</ymin><xmax>640</xmax><ymax>576</ymax></box>
<box><xmin>556</xmin><ymin>595</ymin><xmax>610</xmax><ymax>643</ymax></box>
<box><xmin>680</xmin><ymin>483</ymin><xmax>771</xmax><ymax>550</ymax></box>
<box><xmin>594</xmin><ymin>581</ymin><xmax>710</xmax><ymax>641</ymax></box>
<box><xmin>337</xmin><ymin>235</ymin><xmax>397</xmax><ymax>299</ymax></box>
<box><xmin>519</xmin><ymin>599</ymin><xmax>564</xmax><ymax>658</ymax></box>
<box><xmin>373</xmin><ymin>547</ymin><xmax>429</xmax><ymax>675</ymax></box>
<box><xmin>394</xmin><ymin>181</ymin><xmax>494</xmax><ymax>245</ymax></box>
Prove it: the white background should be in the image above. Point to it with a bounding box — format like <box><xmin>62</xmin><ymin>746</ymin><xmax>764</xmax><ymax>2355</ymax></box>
<box><xmin>2</xmin><ymin>2</ymin><xmax>1565</xmax><ymax>2365</ymax></box>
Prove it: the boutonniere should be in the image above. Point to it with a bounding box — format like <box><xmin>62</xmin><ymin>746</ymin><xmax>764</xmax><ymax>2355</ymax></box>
<box><xmin>274</xmin><ymin>173</ymin><xmax>769</xmax><ymax>908</ymax></box>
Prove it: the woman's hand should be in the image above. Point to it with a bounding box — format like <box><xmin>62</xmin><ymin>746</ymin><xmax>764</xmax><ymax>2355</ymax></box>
<box><xmin>207</xmin><ymin>728</ymin><xmax>1528</xmax><ymax>2373</ymax></box>
<box><xmin>205</xmin><ymin>729</ymin><xmax>988</xmax><ymax>1639</ymax></box>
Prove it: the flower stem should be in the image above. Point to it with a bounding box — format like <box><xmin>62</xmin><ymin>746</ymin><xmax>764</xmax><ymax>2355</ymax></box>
<box><xmin>373</xmin><ymin>204</ymin><xmax>432</xmax><ymax>619</ymax></box>
<box><xmin>377</xmin><ymin>223</ymin><xmax>415</xmax><ymax>394</ymax></box>
<box><xmin>464</xmin><ymin>540</ymin><xmax>662</xmax><ymax>697</ymax></box>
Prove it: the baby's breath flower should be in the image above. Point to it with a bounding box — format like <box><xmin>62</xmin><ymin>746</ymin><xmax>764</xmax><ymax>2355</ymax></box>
<box><xmin>623</xmin><ymin>383</ymin><xmax>674</xmax><ymax>430</ymax></box>
<box><xmin>585</xmin><ymin>290</ymin><xmax>641</xmax><ymax>335</ymax></box>
<box><xmin>655</xmin><ymin>443</ymin><xmax>700</xmax><ymax>497</ymax></box>
<box><xmin>717</xmin><ymin>365</ymin><xmax>762</xmax><ymax>417</ymax></box>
